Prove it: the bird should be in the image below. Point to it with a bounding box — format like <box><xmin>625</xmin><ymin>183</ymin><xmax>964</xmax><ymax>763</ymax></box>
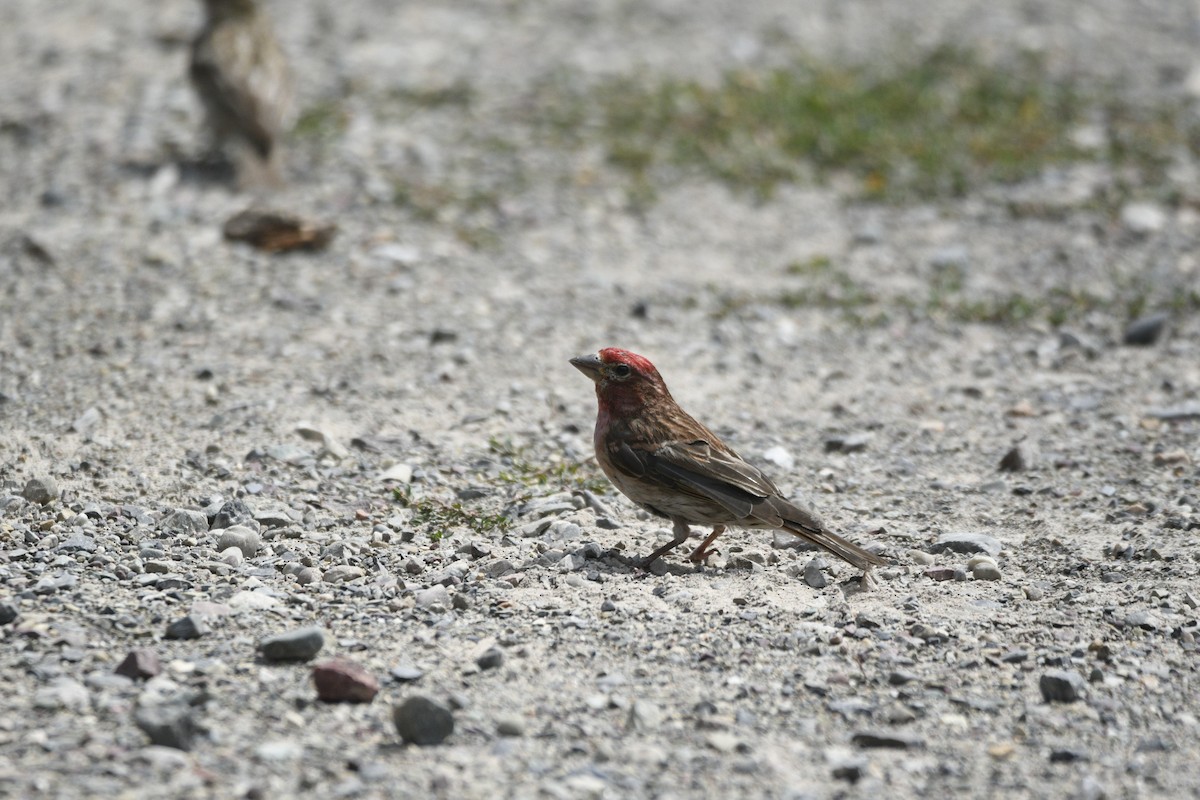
<box><xmin>190</xmin><ymin>0</ymin><xmax>294</xmax><ymax>189</ymax></box>
<box><xmin>570</xmin><ymin>347</ymin><xmax>886</xmax><ymax>573</ymax></box>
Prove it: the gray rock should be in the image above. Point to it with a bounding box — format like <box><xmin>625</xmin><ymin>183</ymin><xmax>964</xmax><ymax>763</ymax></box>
<box><xmin>115</xmin><ymin>648</ymin><xmax>161</xmax><ymax>680</ymax></box>
<box><xmin>972</xmin><ymin>563</ymin><xmax>1002</xmax><ymax>581</ymax></box>
<box><xmin>259</xmin><ymin>626</ymin><xmax>325</xmax><ymax>662</ymax></box>
<box><xmin>1120</xmin><ymin>201</ymin><xmax>1167</xmax><ymax>235</ymax></box>
<box><xmin>998</xmin><ymin>445</ymin><xmax>1025</xmax><ymax>472</ymax></box>
<box><xmin>393</xmin><ymin>696</ymin><xmax>455</xmax><ymax>745</ymax></box>
<box><xmin>34</xmin><ymin>572</ymin><xmax>77</xmax><ymax>594</ymax></box>
<box><xmin>476</xmin><ymin>647</ymin><xmax>504</xmax><ymax>671</ymax></box>
<box><xmin>1123</xmin><ymin>313</ymin><xmax>1169</xmax><ymax>346</ymax></box>
<box><xmin>216</xmin><ymin>525</ymin><xmax>260</xmax><ymax>558</ymax></box>
<box><xmin>1040</xmin><ymin>669</ymin><xmax>1086</xmax><ymax>703</ymax></box>
<box><xmin>22</xmin><ymin>476</ymin><xmax>58</xmax><ymax>505</ymax></box>
<box><xmin>391</xmin><ymin>664</ymin><xmax>424</xmax><ymax>682</ymax></box>
<box><xmin>0</xmin><ymin>602</ymin><xmax>17</xmax><ymax>625</ymax></box>
<box><xmin>803</xmin><ymin>557</ymin><xmax>829</xmax><ymax>589</ymax></box>
<box><xmin>416</xmin><ymin>585</ymin><xmax>451</xmax><ymax>609</ymax></box>
<box><xmin>33</xmin><ymin>677</ymin><xmax>90</xmax><ymax>711</ymax></box>
<box><xmin>323</xmin><ymin>565</ymin><xmax>366</xmax><ymax>583</ymax></box>
<box><xmin>627</xmin><ymin>699</ymin><xmax>663</xmax><ymax>732</ymax></box>
<box><xmin>929</xmin><ymin>532</ymin><xmax>1002</xmax><ymax>557</ymax></box>
<box><xmin>160</xmin><ymin>509</ymin><xmax>208</xmax><ymax>537</ymax></box>
<box><xmin>134</xmin><ymin>703</ymin><xmax>197</xmax><ymax>750</ymax></box>
<box><xmin>850</xmin><ymin>731</ymin><xmax>924</xmax><ymax>749</ymax></box>
<box><xmin>495</xmin><ymin>715</ymin><xmax>525</xmax><ymax>737</ymax></box>
<box><xmin>296</xmin><ymin>567</ymin><xmax>321</xmax><ymax>585</ymax></box>
<box><xmin>209</xmin><ymin>499</ymin><xmax>253</xmax><ymax>529</ymax></box>
<box><xmin>164</xmin><ymin>615</ymin><xmax>209</xmax><ymax>640</ymax></box>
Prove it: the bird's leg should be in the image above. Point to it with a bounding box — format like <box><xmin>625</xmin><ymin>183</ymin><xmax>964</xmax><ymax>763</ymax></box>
<box><xmin>642</xmin><ymin>519</ymin><xmax>693</xmax><ymax>567</ymax></box>
<box><xmin>687</xmin><ymin>525</ymin><xmax>726</xmax><ymax>563</ymax></box>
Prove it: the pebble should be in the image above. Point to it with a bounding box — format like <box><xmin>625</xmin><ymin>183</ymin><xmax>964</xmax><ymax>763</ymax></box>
<box><xmin>160</xmin><ymin>509</ymin><xmax>209</xmax><ymax>537</ymax></box>
<box><xmin>164</xmin><ymin>615</ymin><xmax>209</xmax><ymax>640</ymax></box>
<box><xmin>259</xmin><ymin>626</ymin><xmax>326</xmax><ymax>662</ymax></box>
<box><xmin>115</xmin><ymin>649</ymin><xmax>162</xmax><ymax>680</ymax></box>
<box><xmin>824</xmin><ymin>433</ymin><xmax>871</xmax><ymax>453</ymax></box>
<box><xmin>762</xmin><ymin>446</ymin><xmax>795</xmax><ymax>470</ymax></box>
<box><xmin>393</xmin><ymin>696</ymin><xmax>455</xmax><ymax>745</ymax></box>
<box><xmin>134</xmin><ymin>703</ymin><xmax>197</xmax><ymax>750</ymax></box>
<box><xmin>803</xmin><ymin>557</ymin><xmax>829</xmax><ymax>589</ymax></box>
<box><xmin>22</xmin><ymin>476</ymin><xmax>59</xmax><ymax>505</ymax></box>
<box><xmin>391</xmin><ymin>664</ymin><xmax>424</xmax><ymax>682</ymax></box>
<box><xmin>416</xmin><ymin>585</ymin><xmax>451</xmax><ymax>610</ymax></box>
<box><xmin>228</xmin><ymin>590</ymin><xmax>279</xmax><ymax>610</ymax></box>
<box><xmin>923</xmin><ymin>566</ymin><xmax>957</xmax><ymax>581</ymax></box>
<box><xmin>1123</xmin><ymin>313</ymin><xmax>1169</xmax><ymax>346</ymax></box>
<box><xmin>972</xmin><ymin>563</ymin><xmax>1002</xmax><ymax>581</ymax></box>
<box><xmin>295</xmin><ymin>567</ymin><xmax>321</xmax><ymax>585</ymax></box>
<box><xmin>850</xmin><ymin>731</ymin><xmax>924</xmax><ymax>749</ymax></box>
<box><xmin>312</xmin><ymin>659</ymin><xmax>380</xmax><ymax>703</ymax></box>
<box><xmin>495</xmin><ymin>715</ymin><xmax>525</xmax><ymax>737</ymax></box>
<box><xmin>1040</xmin><ymin>669</ymin><xmax>1086</xmax><ymax>703</ymax></box>
<box><xmin>929</xmin><ymin>532</ymin><xmax>1002</xmax><ymax>557</ymax></box>
<box><xmin>1120</xmin><ymin>201</ymin><xmax>1167</xmax><ymax>235</ymax></box>
<box><xmin>323</xmin><ymin>565</ymin><xmax>366</xmax><ymax>583</ymax></box>
<box><xmin>476</xmin><ymin>647</ymin><xmax>504</xmax><ymax>671</ymax></box>
<box><xmin>0</xmin><ymin>602</ymin><xmax>19</xmax><ymax>625</ymax></box>
<box><xmin>209</xmin><ymin>499</ymin><xmax>253</xmax><ymax>529</ymax></box>
<box><xmin>216</xmin><ymin>525</ymin><xmax>260</xmax><ymax>558</ymax></box>
<box><xmin>627</xmin><ymin>699</ymin><xmax>663</xmax><ymax>732</ymax></box>
<box><xmin>998</xmin><ymin>445</ymin><xmax>1026</xmax><ymax>472</ymax></box>
<box><xmin>33</xmin><ymin>677</ymin><xmax>89</xmax><ymax>711</ymax></box>
<box><xmin>218</xmin><ymin>546</ymin><xmax>244</xmax><ymax>567</ymax></box>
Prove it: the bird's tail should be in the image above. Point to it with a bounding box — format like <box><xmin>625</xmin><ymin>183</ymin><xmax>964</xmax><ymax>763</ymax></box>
<box><xmin>780</xmin><ymin>520</ymin><xmax>888</xmax><ymax>572</ymax></box>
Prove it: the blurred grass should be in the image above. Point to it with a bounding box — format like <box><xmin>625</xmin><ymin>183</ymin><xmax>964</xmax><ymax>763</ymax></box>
<box><xmin>534</xmin><ymin>47</ymin><xmax>1192</xmax><ymax>201</ymax></box>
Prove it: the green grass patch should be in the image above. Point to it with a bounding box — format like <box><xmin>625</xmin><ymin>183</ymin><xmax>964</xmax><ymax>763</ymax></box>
<box><xmin>392</xmin><ymin>489</ymin><xmax>511</xmax><ymax>541</ymax></box>
<box><xmin>488</xmin><ymin>438</ymin><xmax>610</xmax><ymax>494</ymax></box>
<box><xmin>533</xmin><ymin>47</ymin><xmax>1195</xmax><ymax>200</ymax></box>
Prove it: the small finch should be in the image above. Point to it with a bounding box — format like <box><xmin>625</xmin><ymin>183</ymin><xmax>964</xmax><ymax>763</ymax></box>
<box><xmin>571</xmin><ymin>348</ymin><xmax>886</xmax><ymax>573</ymax></box>
<box><xmin>190</xmin><ymin>0</ymin><xmax>294</xmax><ymax>188</ymax></box>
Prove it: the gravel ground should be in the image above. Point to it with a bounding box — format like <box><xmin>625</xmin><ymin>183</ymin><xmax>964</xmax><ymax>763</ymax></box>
<box><xmin>2</xmin><ymin>1</ymin><xmax>1199</xmax><ymax>798</ymax></box>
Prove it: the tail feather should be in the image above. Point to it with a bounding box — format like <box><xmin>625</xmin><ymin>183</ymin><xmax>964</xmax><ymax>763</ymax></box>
<box><xmin>781</xmin><ymin>522</ymin><xmax>888</xmax><ymax>572</ymax></box>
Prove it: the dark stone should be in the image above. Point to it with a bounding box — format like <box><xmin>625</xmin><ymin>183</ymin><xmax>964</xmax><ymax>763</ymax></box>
<box><xmin>115</xmin><ymin>648</ymin><xmax>161</xmax><ymax>680</ymax></box>
<box><xmin>259</xmin><ymin>626</ymin><xmax>325</xmax><ymax>662</ymax></box>
<box><xmin>998</xmin><ymin>445</ymin><xmax>1025</xmax><ymax>473</ymax></box>
<box><xmin>1040</xmin><ymin>669</ymin><xmax>1086</xmax><ymax>703</ymax></box>
<box><xmin>164</xmin><ymin>615</ymin><xmax>209</xmax><ymax>640</ymax></box>
<box><xmin>928</xmin><ymin>533</ymin><xmax>1002</xmax><ymax>558</ymax></box>
<box><xmin>134</xmin><ymin>704</ymin><xmax>197</xmax><ymax>750</ymax></box>
<box><xmin>851</xmin><ymin>731</ymin><xmax>924</xmax><ymax>749</ymax></box>
<box><xmin>393</xmin><ymin>696</ymin><xmax>455</xmax><ymax>746</ymax></box>
<box><xmin>476</xmin><ymin>647</ymin><xmax>504</xmax><ymax>671</ymax></box>
<box><xmin>0</xmin><ymin>602</ymin><xmax>18</xmax><ymax>625</ymax></box>
<box><xmin>1123</xmin><ymin>312</ymin><xmax>1168</xmax><ymax>346</ymax></box>
<box><xmin>22</xmin><ymin>477</ymin><xmax>58</xmax><ymax>505</ymax></box>
<box><xmin>210</xmin><ymin>499</ymin><xmax>252</xmax><ymax>530</ymax></box>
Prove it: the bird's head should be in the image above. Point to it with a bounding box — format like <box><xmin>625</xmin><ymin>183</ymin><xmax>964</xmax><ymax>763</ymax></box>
<box><xmin>570</xmin><ymin>348</ymin><xmax>671</xmax><ymax>412</ymax></box>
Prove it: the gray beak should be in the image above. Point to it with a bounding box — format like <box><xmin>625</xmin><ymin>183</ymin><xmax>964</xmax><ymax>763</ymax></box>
<box><xmin>569</xmin><ymin>353</ymin><xmax>603</xmax><ymax>381</ymax></box>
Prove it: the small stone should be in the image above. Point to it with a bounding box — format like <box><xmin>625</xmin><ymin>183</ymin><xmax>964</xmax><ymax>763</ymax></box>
<box><xmin>391</xmin><ymin>664</ymin><xmax>424</xmax><ymax>682</ymax></box>
<box><xmin>160</xmin><ymin>509</ymin><xmax>208</xmax><ymax>537</ymax></box>
<box><xmin>1040</xmin><ymin>669</ymin><xmax>1086</xmax><ymax>703</ymax></box>
<box><xmin>164</xmin><ymin>615</ymin><xmax>209</xmax><ymax>640</ymax></box>
<box><xmin>1049</xmin><ymin>747</ymin><xmax>1088</xmax><ymax>763</ymax></box>
<box><xmin>216</xmin><ymin>525</ymin><xmax>260</xmax><ymax>558</ymax></box>
<box><xmin>476</xmin><ymin>647</ymin><xmax>504</xmax><ymax>671</ymax></box>
<box><xmin>803</xmin><ymin>557</ymin><xmax>829</xmax><ymax>589</ymax></box>
<box><xmin>228</xmin><ymin>590</ymin><xmax>279</xmax><ymax>610</ymax></box>
<box><xmin>627</xmin><ymin>699</ymin><xmax>663</xmax><ymax>732</ymax></box>
<box><xmin>72</xmin><ymin>406</ymin><xmax>102</xmax><ymax>434</ymax></box>
<box><xmin>22</xmin><ymin>477</ymin><xmax>58</xmax><ymax>505</ymax></box>
<box><xmin>312</xmin><ymin>659</ymin><xmax>380</xmax><ymax>703</ymax></box>
<box><xmin>929</xmin><ymin>532</ymin><xmax>1002</xmax><ymax>557</ymax></box>
<box><xmin>1123</xmin><ymin>313</ymin><xmax>1169</xmax><ymax>346</ymax></box>
<box><xmin>115</xmin><ymin>649</ymin><xmax>161</xmax><ymax>680</ymax></box>
<box><xmin>495</xmin><ymin>715</ymin><xmax>525</xmax><ymax>737</ymax></box>
<box><xmin>259</xmin><ymin>626</ymin><xmax>326</xmax><ymax>662</ymax></box>
<box><xmin>380</xmin><ymin>463</ymin><xmax>414</xmax><ymax>483</ymax></box>
<box><xmin>210</xmin><ymin>499</ymin><xmax>252</xmax><ymax>529</ymax></box>
<box><xmin>218</xmin><ymin>547</ymin><xmax>243</xmax><ymax>567</ymax></box>
<box><xmin>1023</xmin><ymin>585</ymin><xmax>1045</xmax><ymax>601</ymax></box>
<box><xmin>851</xmin><ymin>731</ymin><xmax>924</xmax><ymax>749</ymax></box>
<box><xmin>0</xmin><ymin>602</ymin><xmax>19</xmax><ymax>625</ymax></box>
<box><xmin>134</xmin><ymin>704</ymin><xmax>196</xmax><ymax>751</ymax></box>
<box><xmin>296</xmin><ymin>567</ymin><xmax>321</xmax><ymax>585</ymax></box>
<box><xmin>972</xmin><ymin>563</ymin><xmax>1002</xmax><ymax>581</ymax></box>
<box><xmin>998</xmin><ymin>446</ymin><xmax>1025</xmax><ymax>473</ymax></box>
<box><xmin>824</xmin><ymin>433</ymin><xmax>871</xmax><ymax>453</ymax></box>
<box><xmin>416</xmin><ymin>585</ymin><xmax>451</xmax><ymax>609</ymax></box>
<box><xmin>393</xmin><ymin>696</ymin><xmax>455</xmax><ymax>745</ymax></box>
<box><xmin>33</xmin><ymin>677</ymin><xmax>90</xmax><ymax>711</ymax></box>
<box><xmin>762</xmin><ymin>446</ymin><xmax>795</xmax><ymax>470</ymax></box>
<box><xmin>323</xmin><ymin>565</ymin><xmax>366</xmax><ymax>583</ymax></box>
<box><xmin>1120</xmin><ymin>202</ymin><xmax>1167</xmax><ymax>235</ymax></box>
<box><xmin>923</xmin><ymin>566</ymin><xmax>957</xmax><ymax>582</ymax></box>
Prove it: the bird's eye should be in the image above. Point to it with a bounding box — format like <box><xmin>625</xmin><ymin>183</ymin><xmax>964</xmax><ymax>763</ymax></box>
<box><xmin>611</xmin><ymin>364</ymin><xmax>632</xmax><ymax>378</ymax></box>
